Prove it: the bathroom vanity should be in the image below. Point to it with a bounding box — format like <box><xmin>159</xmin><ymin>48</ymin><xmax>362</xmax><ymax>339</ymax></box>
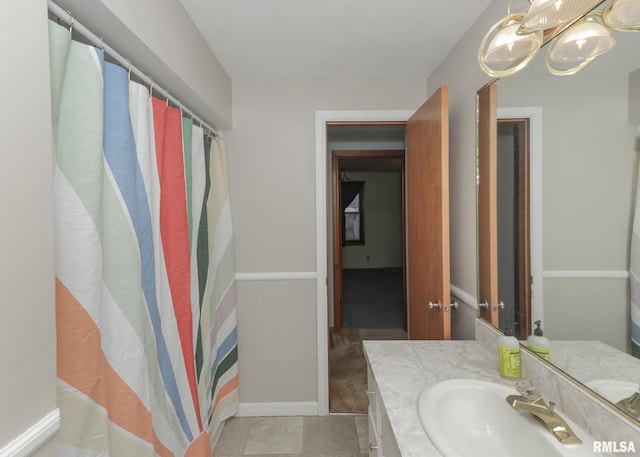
<box><xmin>364</xmin><ymin>339</ymin><xmax>514</xmax><ymax>456</ymax></box>
<box><xmin>363</xmin><ymin>319</ymin><xmax>640</xmax><ymax>457</ymax></box>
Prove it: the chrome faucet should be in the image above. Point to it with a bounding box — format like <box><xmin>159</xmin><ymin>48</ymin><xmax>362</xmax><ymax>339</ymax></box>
<box><xmin>506</xmin><ymin>378</ymin><xmax>582</xmax><ymax>445</ymax></box>
<box><xmin>615</xmin><ymin>384</ymin><xmax>640</xmax><ymax>420</ymax></box>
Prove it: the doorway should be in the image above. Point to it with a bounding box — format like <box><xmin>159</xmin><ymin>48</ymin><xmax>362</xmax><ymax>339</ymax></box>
<box><xmin>316</xmin><ymin>93</ymin><xmax>451</xmax><ymax>414</ymax></box>
<box><xmin>327</xmin><ymin>126</ymin><xmax>408</xmax><ymax>413</ymax></box>
<box><xmin>330</xmin><ymin>145</ymin><xmax>407</xmax><ymax>333</ymax></box>
<box><xmin>495</xmin><ymin>107</ymin><xmax>544</xmax><ymax>339</ymax></box>
<box><xmin>496</xmin><ymin>118</ymin><xmax>531</xmax><ymax>339</ymax></box>
<box><xmin>477</xmin><ymin>94</ymin><xmax>544</xmax><ymax>338</ymax></box>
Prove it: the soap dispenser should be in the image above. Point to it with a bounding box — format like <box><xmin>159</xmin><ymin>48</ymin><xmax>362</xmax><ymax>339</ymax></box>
<box><xmin>498</xmin><ymin>322</ymin><xmax>521</xmax><ymax>379</ymax></box>
<box><xmin>527</xmin><ymin>320</ymin><xmax>551</xmax><ymax>362</ymax></box>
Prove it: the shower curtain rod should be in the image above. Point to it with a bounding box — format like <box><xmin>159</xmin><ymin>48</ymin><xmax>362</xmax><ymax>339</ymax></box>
<box><xmin>47</xmin><ymin>0</ymin><xmax>221</xmax><ymax>138</ymax></box>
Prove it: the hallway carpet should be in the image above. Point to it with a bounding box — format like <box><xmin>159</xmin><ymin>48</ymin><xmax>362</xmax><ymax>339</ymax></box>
<box><xmin>329</xmin><ymin>328</ymin><xmax>407</xmax><ymax>413</ymax></box>
<box><xmin>342</xmin><ymin>269</ymin><xmax>403</xmax><ymax>328</ymax></box>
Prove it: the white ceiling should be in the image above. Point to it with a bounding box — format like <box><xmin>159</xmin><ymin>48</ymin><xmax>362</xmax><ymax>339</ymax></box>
<box><xmin>177</xmin><ymin>0</ymin><xmax>493</xmax><ymax>79</ymax></box>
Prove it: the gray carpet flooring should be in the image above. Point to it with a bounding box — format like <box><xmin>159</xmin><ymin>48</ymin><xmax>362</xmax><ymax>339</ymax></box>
<box><xmin>341</xmin><ymin>269</ymin><xmax>404</xmax><ymax>329</ymax></box>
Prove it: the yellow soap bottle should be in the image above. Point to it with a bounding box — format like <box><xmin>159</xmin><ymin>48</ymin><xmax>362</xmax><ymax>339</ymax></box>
<box><xmin>527</xmin><ymin>320</ymin><xmax>551</xmax><ymax>362</ymax></box>
<box><xmin>498</xmin><ymin>323</ymin><xmax>521</xmax><ymax>379</ymax></box>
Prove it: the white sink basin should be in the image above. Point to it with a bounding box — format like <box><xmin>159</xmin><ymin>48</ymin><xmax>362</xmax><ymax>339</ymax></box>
<box><xmin>417</xmin><ymin>379</ymin><xmax>600</xmax><ymax>457</ymax></box>
<box><xmin>586</xmin><ymin>379</ymin><xmax>638</xmax><ymax>404</ymax></box>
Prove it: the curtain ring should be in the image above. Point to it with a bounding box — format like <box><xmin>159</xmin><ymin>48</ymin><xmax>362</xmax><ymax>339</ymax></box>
<box><xmin>68</xmin><ymin>16</ymin><xmax>74</xmax><ymax>33</ymax></box>
<box><xmin>100</xmin><ymin>37</ymin><xmax>105</xmax><ymax>51</ymax></box>
<box><xmin>149</xmin><ymin>82</ymin><xmax>154</xmax><ymax>98</ymax></box>
<box><xmin>166</xmin><ymin>93</ymin><xmax>170</xmax><ymax>107</ymax></box>
<box><xmin>127</xmin><ymin>61</ymin><xmax>133</xmax><ymax>80</ymax></box>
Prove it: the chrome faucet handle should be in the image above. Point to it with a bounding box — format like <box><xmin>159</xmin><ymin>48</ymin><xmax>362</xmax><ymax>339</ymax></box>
<box><xmin>516</xmin><ymin>378</ymin><xmax>538</xmax><ymax>400</ymax></box>
<box><xmin>516</xmin><ymin>378</ymin><xmax>550</xmax><ymax>407</ymax></box>
<box><xmin>516</xmin><ymin>378</ymin><xmax>534</xmax><ymax>394</ymax></box>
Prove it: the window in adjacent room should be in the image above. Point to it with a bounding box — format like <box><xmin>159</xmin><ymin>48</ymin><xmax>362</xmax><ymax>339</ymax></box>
<box><xmin>342</xmin><ymin>181</ymin><xmax>364</xmax><ymax>245</ymax></box>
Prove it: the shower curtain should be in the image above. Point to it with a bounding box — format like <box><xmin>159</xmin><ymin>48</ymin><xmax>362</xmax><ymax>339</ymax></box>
<box><xmin>49</xmin><ymin>20</ymin><xmax>238</xmax><ymax>456</ymax></box>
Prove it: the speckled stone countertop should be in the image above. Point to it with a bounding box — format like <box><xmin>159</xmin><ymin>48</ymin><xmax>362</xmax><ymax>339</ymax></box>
<box><xmin>545</xmin><ymin>340</ymin><xmax>640</xmax><ymax>388</ymax></box>
<box><xmin>364</xmin><ymin>323</ymin><xmax>640</xmax><ymax>457</ymax></box>
<box><xmin>362</xmin><ymin>340</ymin><xmax>515</xmax><ymax>457</ymax></box>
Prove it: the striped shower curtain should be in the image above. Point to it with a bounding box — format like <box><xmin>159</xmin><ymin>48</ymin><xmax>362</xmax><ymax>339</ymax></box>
<box><xmin>49</xmin><ymin>20</ymin><xmax>238</xmax><ymax>456</ymax></box>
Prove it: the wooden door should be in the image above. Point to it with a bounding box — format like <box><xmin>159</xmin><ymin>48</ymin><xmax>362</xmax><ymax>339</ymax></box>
<box><xmin>477</xmin><ymin>84</ymin><xmax>499</xmax><ymax>326</ymax></box>
<box><xmin>407</xmin><ymin>86</ymin><xmax>451</xmax><ymax>340</ymax></box>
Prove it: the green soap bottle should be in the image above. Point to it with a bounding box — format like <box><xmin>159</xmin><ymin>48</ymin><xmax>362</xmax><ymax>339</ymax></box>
<box><xmin>498</xmin><ymin>323</ymin><xmax>521</xmax><ymax>379</ymax></box>
<box><xmin>527</xmin><ymin>320</ymin><xmax>551</xmax><ymax>362</ymax></box>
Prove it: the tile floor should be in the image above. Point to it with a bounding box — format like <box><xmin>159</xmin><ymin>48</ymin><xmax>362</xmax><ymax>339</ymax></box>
<box><xmin>213</xmin><ymin>415</ymin><xmax>369</xmax><ymax>457</ymax></box>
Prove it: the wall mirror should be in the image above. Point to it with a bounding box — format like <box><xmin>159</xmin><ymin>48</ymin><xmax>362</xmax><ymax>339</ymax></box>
<box><xmin>476</xmin><ymin>25</ymin><xmax>640</xmax><ymax>424</ymax></box>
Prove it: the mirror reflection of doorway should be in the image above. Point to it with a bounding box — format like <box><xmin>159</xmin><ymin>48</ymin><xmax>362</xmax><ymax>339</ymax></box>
<box><xmin>477</xmin><ymin>94</ymin><xmax>543</xmax><ymax>339</ymax></box>
<box><xmin>497</xmin><ymin>118</ymin><xmax>531</xmax><ymax>340</ymax></box>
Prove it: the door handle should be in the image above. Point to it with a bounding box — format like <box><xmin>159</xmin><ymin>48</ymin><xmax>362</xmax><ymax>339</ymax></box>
<box><xmin>430</xmin><ymin>300</ymin><xmax>459</xmax><ymax>311</ymax></box>
<box><xmin>479</xmin><ymin>299</ymin><xmax>504</xmax><ymax>311</ymax></box>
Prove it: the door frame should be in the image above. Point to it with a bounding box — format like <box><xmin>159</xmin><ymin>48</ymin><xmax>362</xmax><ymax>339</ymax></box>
<box><xmin>497</xmin><ymin>107</ymin><xmax>544</xmax><ymax>331</ymax></box>
<box><xmin>331</xmin><ymin>148</ymin><xmax>407</xmax><ymax>333</ymax></box>
<box><xmin>315</xmin><ymin>110</ymin><xmax>413</xmax><ymax>415</ymax></box>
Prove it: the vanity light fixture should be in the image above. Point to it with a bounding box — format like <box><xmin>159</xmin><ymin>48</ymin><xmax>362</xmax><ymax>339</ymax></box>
<box><xmin>603</xmin><ymin>0</ymin><xmax>640</xmax><ymax>31</ymax></box>
<box><xmin>478</xmin><ymin>5</ymin><xmax>543</xmax><ymax>77</ymax></box>
<box><xmin>518</xmin><ymin>0</ymin><xmax>604</xmax><ymax>34</ymax></box>
<box><xmin>546</xmin><ymin>13</ymin><xmax>616</xmax><ymax>75</ymax></box>
<box><xmin>479</xmin><ymin>0</ymin><xmax>640</xmax><ymax>77</ymax></box>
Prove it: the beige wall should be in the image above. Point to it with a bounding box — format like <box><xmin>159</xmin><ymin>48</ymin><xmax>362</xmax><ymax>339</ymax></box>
<box><xmin>0</xmin><ymin>0</ymin><xmax>57</xmax><ymax>451</ymax></box>
<box><xmin>33</xmin><ymin>440</ymin><xmax>57</xmax><ymax>457</ymax></box>
<box><xmin>226</xmin><ymin>78</ymin><xmax>426</xmax><ymax>404</ymax></box>
<box><xmin>342</xmin><ymin>171</ymin><xmax>403</xmax><ymax>270</ymax></box>
<box><xmin>630</xmin><ymin>69</ymin><xmax>640</xmax><ymax>125</ymax></box>
<box><xmin>498</xmin><ymin>64</ymin><xmax>636</xmax><ymax>351</ymax></box>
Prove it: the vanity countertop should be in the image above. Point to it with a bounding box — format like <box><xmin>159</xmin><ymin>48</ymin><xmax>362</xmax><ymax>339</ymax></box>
<box><xmin>545</xmin><ymin>340</ymin><xmax>640</xmax><ymax>388</ymax></box>
<box><xmin>363</xmin><ymin>340</ymin><xmax>514</xmax><ymax>457</ymax></box>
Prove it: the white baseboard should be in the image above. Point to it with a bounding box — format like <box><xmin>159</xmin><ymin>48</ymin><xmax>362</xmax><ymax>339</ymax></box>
<box><xmin>0</xmin><ymin>409</ymin><xmax>60</xmax><ymax>457</ymax></box>
<box><xmin>236</xmin><ymin>402</ymin><xmax>319</xmax><ymax>417</ymax></box>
